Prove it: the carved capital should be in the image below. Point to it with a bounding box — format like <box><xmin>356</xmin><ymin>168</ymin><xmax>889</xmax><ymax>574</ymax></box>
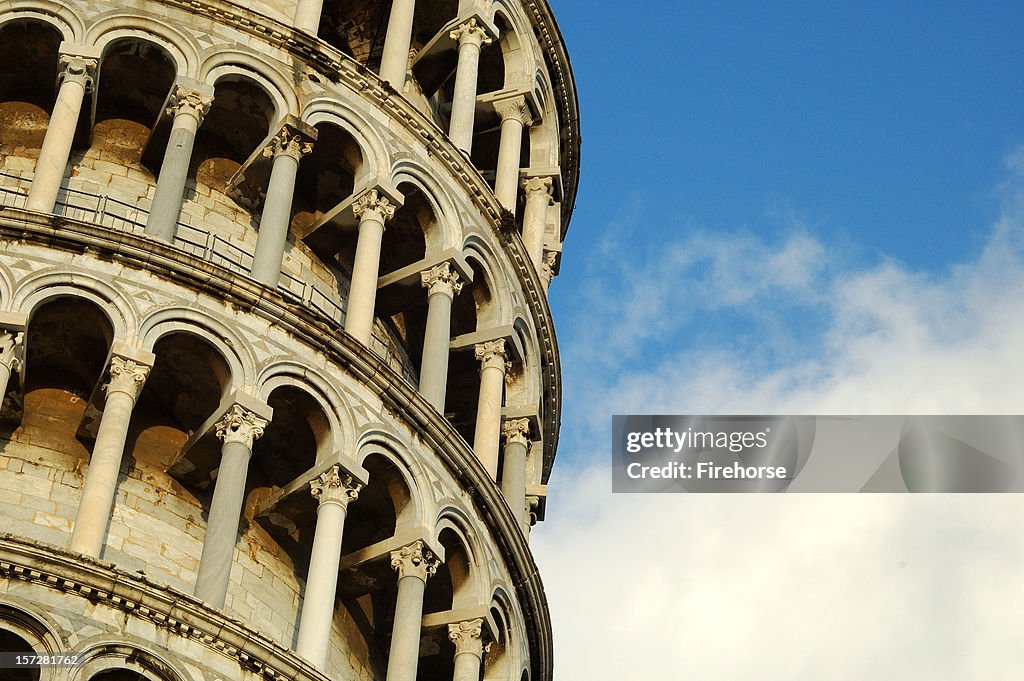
<box><xmin>352</xmin><ymin>189</ymin><xmax>397</xmax><ymax>223</ymax></box>
<box><xmin>309</xmin><ymin>464</ymin><xmax>363</xmax><ymax>508</ymax></box>
<box><xmin>494</xmin><ymin>95</ymin><xmax>532</xmax><ymax>126</ymax></box>
<box><xmin>474</xmin><ymin>339</ymin><xmax>508</xmax><ymax>372</ymax></box>
<box><xmin>450</xmin><ymin>18</ymin><xmax>492</xmax><ymax>49</ymax></box>
<box><xmin>390</xmin><ymin>540</ymin><xmax>440</xmax><ymax>582</ymax></box>
<box><xmin>448</xmin><ymin>618</ymin><xmax>486</xmax><ymax>657</ymax></box>
<box><xmin>263</xmin><ymin>127</ymin><xmax>315</xmax><ymax>161</ymax></box>
<box><xmin>522</xmin><ymin>175</ymin><xmax>554</xmax><ymax>202</ymax></box>
<box><xmin>167</xmin><ymin>85</ymin><xmax>213</xmax><ymax>123</ymax></box>
<box><xmin>421</xmin><ymin>262</ymin><xmax>463</xmax><ymax>298</ymax></box>
<box><xmin>58</xmin><ymin>53</ymin><xmax>98</xmax><ymax>91</ymax></box>
<box><xmin>104</xmin><ymin>355</ymin><xmax>150</xmax><ymax>401</ymax></box>
<box><xmin>541</xmin><ymin>250</ymin><xmax>558</xmax><ymax>285</ymax></box>
<box><xmin>0</xmin><ymin>331</ymin><xmax>24</xmax><ymax>373</ymax></box>
<box><xmin>215</xmin><ymin>404</ymin><xmax>269</xmax><ymax>448</ymax></box>
<box><xmin>502</xmin><ymin>418</ymin><xmax>530</xmax><ymax>447</ymax></box>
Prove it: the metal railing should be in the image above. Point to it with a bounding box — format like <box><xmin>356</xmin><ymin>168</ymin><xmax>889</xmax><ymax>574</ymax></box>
<box><xmin>0</xmin><ymin>169</ymin><xmax>419</xmax><ymax>382</ymax></box>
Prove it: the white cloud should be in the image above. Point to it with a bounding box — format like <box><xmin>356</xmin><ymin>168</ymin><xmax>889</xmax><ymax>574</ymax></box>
<box><xmin>534</xmin><ymin>154</ymin><xmax>1024</xmax><ymax>679</ymax></box>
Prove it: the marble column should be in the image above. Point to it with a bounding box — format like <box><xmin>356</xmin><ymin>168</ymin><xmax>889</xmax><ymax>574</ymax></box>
<box><xmin>194</xmin><ymin>404</ymin><xmax>268</xmax><ymax>607</ymax></box>
<box><xmin>448</xmin><ymin>619</ymin><xmax>487</xmax><ymax>681</ymax></box>
<box><xmin>379</xmin><ymin>0</ymin><xmax>417</xmax><ymax>89</ymax></box>
<box><xmin>250</xmin><ymin>127</ymin><xmax>314</xmax><ymax>286</ymax></box>
<box><xmin>492</xmin><ymin>96</ymin><xmax>532</xmax><ymax>214</ymax></box>
<box><xmin>448</xmin><ymin>19</ymin><xmax>492</xmax><ymax>154</ymax></box>
<box><xmin>145</xmin><ymin>85</ymin><xmax>213</xmax><ymax>242</ymax></box>
<box><xmin>520</xmin><ymin>176</ymin><xmax>553</xmax><ymax>267</ymax></box>
<box><xmin>26</xmin><ymin>52</ymin><xmax>98</xmax><ymax>213</ymax></box>
<box><xmin>386</xmin><ymin>540</ymin><xmax>439</xmax><ymax>681</ymax></box>
<box><xmin>0</xmin><ymin>330</ymin><xmax>24</xmax><ymax>407</ymax></box>
<box><xmin>296</xmin><ymin>466</ymin><xmax>364</xmax><ymax>669</ymax></box>
<box><xmin>472</xmin><ymin>340</ymin><xmax>508</xmax><ymax>479</ymax></box>
<box><xmin>345</xmin><ymin>189</ymin><xmax>397</xmax><ymax>344</ymax></box>
<box><xmin>69</xmin><ymin>355</ymin><xmax>152</xmax><ymax>557</ymax></box>
<box><xmin>293</xmin><ymin>0</ymin><xmax>325</xmax><ymax>33</ymax></box>
<box><xmin>418</xmin><ymin>262</ymin><xmax>463</xmax><ymax>410</ymax></box>
<box><xmin>500</xmin><ymin>418</ymin><xmax>530</xmax><ymax>535</ymax></box>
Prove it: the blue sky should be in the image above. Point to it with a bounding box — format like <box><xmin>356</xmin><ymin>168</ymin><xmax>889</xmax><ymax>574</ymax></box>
<box><xmin>532</xmin><ymin>3</ymin><xmax>1024</xmax><ymax>678</ymax></box>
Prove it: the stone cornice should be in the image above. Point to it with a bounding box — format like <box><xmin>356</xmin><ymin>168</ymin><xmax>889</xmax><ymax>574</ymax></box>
<box><xmin>0</xmin><ymin>207</ymin><xmax>553</xmax><ymax>681</ymax></box>
<box><xmin>0</xmin><ymin>535</ymin><xmax>329</xmax><ymax>681</ymax></box>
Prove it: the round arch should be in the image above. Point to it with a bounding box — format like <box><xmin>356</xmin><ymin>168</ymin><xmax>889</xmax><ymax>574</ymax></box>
<box><xmin>434</xmin><ymin>503</ymin><xmax>490</xmax><ymax>606</ymax></box>
<box><xmin>13</xmin><ymin>271</ymin><xmax>136</xmax><ymax>340</ymax></box>
<box><xmin>391</xmin><ymin>160</ymin><xmax>463</xmax><ymax>252</ymax></box>
<box><xmin>68</xmin><ymin>638</ymin><xmax>193</xmax><ymax>681</ymax></box>
<box><xmin>256</xmin><ymin>359</ymin><xmax>356</xmax><ymax>460</ymax></box>
<box><xmin>462</xmin><ymin>235</ymin><xmax>514</xmax><ymax>327</ymax></box>
<box><xmin>137</xmin><ymin>306</ymin><xmax>255</xmax><ymax>390</ymax></box>
<box><xmin>200</xmin><ymin>52</ymin><xmax>298</xmax><ymax>123</ymax></box>
<box><xmin>83</xmin><ymin>13</ymin><xmax>199</xmax><ymax>77</ymax></box>
<box><xmin>302</xmin><ymin>98</ymin><xmax>390</xmax><ymax>185</ymax></box>
<box><xmin>354</xmin><ymin>428</ymin><xmax>433</xmax><ymax>530</ymax></box>
<box><xmin>0</xmin><ymin>2</ymin><xmax>84</xmax><ymax>42</ymax></box>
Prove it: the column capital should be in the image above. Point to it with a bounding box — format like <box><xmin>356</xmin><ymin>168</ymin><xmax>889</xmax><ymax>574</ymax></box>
<box><xmin>263</xmin><ymin>125</ymin><xmax>315</xmax><ymax>161</ymax></box>
<box><xmin>167</xmin><ymin>85</ymin><xmax>213</xmax><ymax>124</ymax></box>
<box><xmin>541</xmin><ymin>250</ymin><xmax>558</xmax><ymax>285</ymax></box>
<box><xmin>448</xmin><ymin>618</ymin><xmax>488</xmax><ymax>657</ymax></box>
<box><xmin>494</xmin><ymin>95</ymin><xmax>533</xmax><ymax>126</ymax></box>
<box><xmin>474</xmin><ymin>339</ymin><xmax>508</xmax><ymax>372</ymax></box>
<box><xmin>421</xmin><ymin>261</ymin><xmax>464</xmax><ymax>298</ymax></box>
<box><xmin>57</xmin><ymin>51</ymin><xmax>99</xmax><ymax>91</ymax></box>
<box><xmin>0</xmin><ymin>330</ymin><xmax>24</xmax><ymax>373</ymax></box>
<box><xmin>521</xmin><ymin>175</ymin><xmax>554</xmax><ymax>201</ymax></box>
<box><xmin>352</xmin><ymin>188</ymin><xmax>398</xmax><ymax>222</ymax></box>
<box><xmin>309</xmin><ymin>464</ymin><xmax>363</xmax><ymax>508</ymax></box>
<box><xmin>105</xmin><ymin>355</ymin><xmax>151</xmax><ymax>401</ymax></box>
<box><xmin>215</xmin><ymin>403</ymin><xmax>269</xmax><ymax>448</ymax></box>
<box><xmin>390</xmin><ymin>539</ymin><xmax>440</xmax><ymax>582</ymax></box>
<box><xmin>501</xmin><ymin>418</ymin><xmax>530</xmax><ymax>447</ymax></box>
<box><xmin>450</xmin><ymin>18</ymin><xmax>493</xmax><ymax>49</ymax></box>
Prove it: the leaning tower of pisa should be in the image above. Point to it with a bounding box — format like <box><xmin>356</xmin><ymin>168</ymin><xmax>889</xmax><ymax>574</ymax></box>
<box><xmin>0</xmin><ymin>0</ymin><xmax>579</xmax><ymax>678</ymax></box>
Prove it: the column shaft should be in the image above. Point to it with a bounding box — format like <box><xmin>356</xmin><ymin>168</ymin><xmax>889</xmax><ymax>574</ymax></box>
<box><xmin>521</xmin><ymin>177</ymin><xmax>553</xmax><ymax>267</ymax></box>
<box><xmin>251</xmin><ymin>152</ymin><xmax>301</xmax><ymax>285</ymax></box>
<box><xmin>448</xmin><ymin>21</ymin><xmax>490</xmax><ymax>153</ymax></box>
<box><xmin>194</xmin><ymin>439</ymin><xmax>250</xmax><ymax>606</ymax></box>
<box><xmin>69</xmin><ymin>356</ymin><xmax>150</xmax><ymax>558</ymax></box>
<box><xmin>473</xmin><ymin>341</ymin><xmax>507</xmax><ymax>479</ymax></box>
<box><xmin>385</xmin><ymin>541</ymin><xmax>437</xmax><ymax>681</ymax></box>
<box><xmin>500</xmin><ymin>421</ymin><xmax>529</xmax><ymax>535</ymax></box>
<box><xmin>379</xmin><ymin>0</ymin><xmax>417</xmax><ymax>89</ymax></box>
<box><xmin>145</xmin><ymin>87</ymin><xmax>211</xmax><ymax>242</ymax></box>
<box><xmin>387</xmin><ymin>574</ymin><xmax>426</xmax><ymax>681</ymax></box>
<box><xmin>418</xmin><ymin>262</ymin><xmax>462</xmax><ymax>410</ymax></box>
<box><xmin>295</xmin><ymin>467</ymin><xmax>362</xmax><ymax>670</ymax></box>
<box><xmin>493</xmin><ymin>116</ymin><xmax>524</xmax><ymax>212</ymax></box>
<box><xmin>194</xmin><ymin>404</ymin><xmax>267</xmax><ymax>607</ymax></box>
<box><xmin>26</xmin><ymin>59</ymin><xmax>94</xmax><ymax>213</ymax></box>
<box><xmin>345</xmin><ymin>190</ymin><xmax>396</xmax><ymax>344</ymax></box>
<box><xmin>293</xmin><ymin>0</ymin><xmax>325</xmax><ymax>33</ymax></box>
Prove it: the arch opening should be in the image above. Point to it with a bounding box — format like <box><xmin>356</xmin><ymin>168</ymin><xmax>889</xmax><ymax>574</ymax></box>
<box><xmin>0</xmin><ymin>21</ymin><xmax>62</xmax><ymax>167</ymax></box>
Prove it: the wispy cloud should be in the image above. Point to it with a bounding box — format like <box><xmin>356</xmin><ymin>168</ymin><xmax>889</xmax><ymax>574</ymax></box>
<box><xmin>535</xmin><ymin>152</ymin><xmax>1024</xmax><ymax>679</ymax></box>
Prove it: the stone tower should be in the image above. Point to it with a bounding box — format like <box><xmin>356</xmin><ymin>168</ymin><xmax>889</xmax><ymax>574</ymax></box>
<box><xmin>0</xmin><ymin>0</ymin><xmax>579</xmax><ymax>678</ymax></box>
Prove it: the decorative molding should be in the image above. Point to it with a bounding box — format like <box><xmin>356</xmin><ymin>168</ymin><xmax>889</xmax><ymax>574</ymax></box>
<box><xmin>104</xmin><ymin>356</ymin><xmax>150</xmax><ymax>401</ymax></box>
<box><xmin>57</xmin><ymin>53</ymin><xmax>98</xmax><ymax>92</ymax></box>
<box><xmin>502</xmin><ymin>418</ymin><xmax>531</xmax><ymax>447</ymax></box>
<box><xmin>263</xmin><ymin>127</ymin><xmax>315</xmax><ymax>161</ymax></box>
<box><xmin>420</xmin><ymin>262</ymin><xmax>464</xmax><ymax>298</ymax></box>
<box><xmin>352</xmin><ymin>189</ymin><xmax>397</xmax><ymax>223</ymax></box>
<box><xmin>214</xmin><ymin>404</ymin><xmax>269</xmax><ymax>448</ymax></box>
<box><xmin>450</xmin><ymin>19</ymin><xmax>492</xmax><ymax>49</ymax></box>
<box><xmin>389</xmin><ymin>540</ymin><xmax>440</xmax><ymax>582</ymax></box>
<box><xmin>474</xmin><ymin>339</ymin><xmax>508</xmax><ymax>372</ymax></box>
<box><xmin>166</xmin><ymin>86</ymin><xmax>214</xmax><ymax>124</ymax></box>
<box><xmin>0</xmin><ymin>331</ymin><xmax>24</xmax><ymax>373</ymax></box>
<box><xmin>494</xmin><ymin>95</ymin><xmax>533</xmax><ymax>126</ymax></box>
<box><xmin>448</xmin><ymin>618</ymin><xmax>487</xmax><ymax>656</ymax></box>
<box><xmin>309</xmin><ymin>465</ymin><xmax>363</xmax><ymax>508</ymax></box>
